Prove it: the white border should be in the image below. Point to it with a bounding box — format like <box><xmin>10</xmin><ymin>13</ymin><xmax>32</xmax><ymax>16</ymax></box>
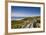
<box><xmin>8</xmin><ymin>2</ymin><xmax>44</xmax><ymax>33</ymax></box>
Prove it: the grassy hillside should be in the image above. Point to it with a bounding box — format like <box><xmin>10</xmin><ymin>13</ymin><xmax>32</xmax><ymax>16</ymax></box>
<box><xmin>11</xmin><ymin>16</ymin><xmax>40</xmax><ymax>29</ymax></box>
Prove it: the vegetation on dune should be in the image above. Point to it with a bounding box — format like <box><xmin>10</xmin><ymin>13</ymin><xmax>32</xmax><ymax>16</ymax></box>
<box><xmin>11</xmin><ymin>16</ymin><xmax>40</xmax><ymax>29</ymax></box>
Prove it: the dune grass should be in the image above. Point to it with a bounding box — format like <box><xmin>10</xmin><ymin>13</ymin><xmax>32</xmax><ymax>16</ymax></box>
<box><xmin>11</xmin><ymin>16</ymin><xmax>40</xmax><ymax>29</ymax></box>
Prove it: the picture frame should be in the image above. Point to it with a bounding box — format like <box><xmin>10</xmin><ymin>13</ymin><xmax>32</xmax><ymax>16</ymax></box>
<box><xmin>5</xmin><ymin>0</ymin><xmax>45</xmax><ymax>34</ymax></box>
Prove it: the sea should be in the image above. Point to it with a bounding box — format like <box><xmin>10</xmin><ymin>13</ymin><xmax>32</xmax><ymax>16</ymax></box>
<box><xmin>11</xmin><ymin>17</ymin><xmax>25</xmax><ymax>20</ymax></box>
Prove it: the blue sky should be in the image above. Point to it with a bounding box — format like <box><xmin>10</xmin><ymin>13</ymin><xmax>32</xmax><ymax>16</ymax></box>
<box><xmin>11</xmin><ymin>6</ymin><xmax>40</xmax><ymax>17</ymax></box>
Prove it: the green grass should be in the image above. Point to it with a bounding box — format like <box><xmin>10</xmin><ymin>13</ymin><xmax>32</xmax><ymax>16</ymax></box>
<box><xmin>11</xmin><ymin>16</ymin><xmax>40</xmax><ymax>29</ymax></box>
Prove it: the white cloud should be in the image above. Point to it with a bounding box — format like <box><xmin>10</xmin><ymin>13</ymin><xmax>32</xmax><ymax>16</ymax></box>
<box><xmin>11</xmin><ymin>12</ymin><xmax>40</xmax><ymax>17</ymax></box>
